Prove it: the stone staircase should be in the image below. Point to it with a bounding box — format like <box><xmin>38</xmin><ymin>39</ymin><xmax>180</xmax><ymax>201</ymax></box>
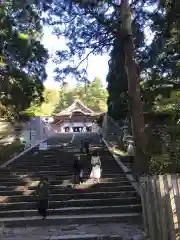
<box><xmin>0</xmin><ymin>134</ymin><xmax>143</xmax><ymax>239</ymax></box>
<box><xmin>102</xmin><ymin>117</ymin><xmax>134</xmax><ymax>171</ymax></box>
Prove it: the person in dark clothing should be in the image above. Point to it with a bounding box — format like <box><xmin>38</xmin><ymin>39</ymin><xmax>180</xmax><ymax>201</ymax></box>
<box><xmin>73</xmin><ymin>156</ymin><xmax>83</xmax><ymax>184</ymax></box>
<box><xmin>80</xmin><ymin>140</ymin><xmax>84</xmax><ymax>153</ymax></box>
<box><xmin>35</xmin><ymin>176</ymin><xmax>50</xmax><ymax>220</ymax></box>
<box><xmin>83</xmin><ymin>138</ymin><xmax>90</xmax><ymax>154</ymax></box>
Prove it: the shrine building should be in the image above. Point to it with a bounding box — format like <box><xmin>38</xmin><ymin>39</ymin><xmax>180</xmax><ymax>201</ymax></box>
<box><xmin>52</xmin><ymin>100</ymin><xmax>103</xmax><ymax>132</ymax></box>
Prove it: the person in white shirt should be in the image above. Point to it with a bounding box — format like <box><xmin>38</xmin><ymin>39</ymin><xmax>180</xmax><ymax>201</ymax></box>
<box><xmin>127</xmin><ymin>141</ymin><xmax>135</xmax><ymax>179</ymax></box>
<box><xmin>90</xmin><ymin>151</ymin><xmax>102</xmax><ymax>183</ymax></box>
<box><xmin>127</xmin><ymin>140</ymin><xmax>134</xmax><ymax>162</ymax></box>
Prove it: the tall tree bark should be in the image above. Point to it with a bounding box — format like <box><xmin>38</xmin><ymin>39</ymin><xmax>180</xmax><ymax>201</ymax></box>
<box><xmin>121</xmin><ymin>0</ymin><xmax>149</xmax><ymax>175</ymax></box>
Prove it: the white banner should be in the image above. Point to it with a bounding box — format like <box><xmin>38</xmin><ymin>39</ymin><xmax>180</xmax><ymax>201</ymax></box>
<box><xmin>39</xmin><ymin>141</ymin><xmax>48</xmax><ymax>150</ymax></box>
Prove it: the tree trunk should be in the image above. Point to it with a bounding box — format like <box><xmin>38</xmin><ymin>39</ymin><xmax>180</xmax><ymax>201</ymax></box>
<box><xmin>121</xmin><ymin>0</ymin><xmax>149</xmax><ymax>174</ymax></box>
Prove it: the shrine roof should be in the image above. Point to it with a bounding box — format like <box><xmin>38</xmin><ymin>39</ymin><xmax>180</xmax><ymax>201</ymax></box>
<box><xmin>54</xmin><ymin>99</ymin><xmax>100</xmax><ymax>116</ymax></box>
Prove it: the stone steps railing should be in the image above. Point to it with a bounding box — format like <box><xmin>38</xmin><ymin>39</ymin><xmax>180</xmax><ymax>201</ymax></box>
<box><xmin>101</xmin><ymin>114</ymin><xmax>133</xmax><ymax>150</ymax></box>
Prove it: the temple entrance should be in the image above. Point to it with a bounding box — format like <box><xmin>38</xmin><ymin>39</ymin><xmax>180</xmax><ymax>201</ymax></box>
<box><xmin>62</xmin><ymin>126</ymin><xmax>92</xmax><ymax>132</ymax></box>
<box><xmin>86</xmin><ymin>126</ymin><xmax>92</xmax><ymax>132</ymax></box>
<box><xmin>52</xmin><ymin>100</ymin><xmax>104</xmax><ymax>132</ymax></box>
<box><xmin>64</xmin><ymin>127</ymin><xmax>70</xmax><ymax>132</ymax></box>
<box><xmin>73</xmin><ymin>127</ymin><xmax>84</xmax><ymax>132</ymax></box>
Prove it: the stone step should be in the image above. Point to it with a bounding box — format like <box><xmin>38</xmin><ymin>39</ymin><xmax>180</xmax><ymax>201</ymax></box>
<box><xmin>0</xmin><ymin>176</ymin><xmax>128</xmax><ymax>185</ymax></box>
<box><xmin>0</xmin><ymin>179</ymin><xmax>128</xmax><ymax>187</ymax></box>
<box><xmin>2</xmin><ymin>213</ymin><xmax>142</xmax><ymax>227</ymax></box>
<box><xmin>8</xmin><ymin>162</ymin><xmax>118</xmax><ymax>170</ymax></box>
<box><xmin>0</xmin><ymin>185</ymin><xmax>134</xmax><ymax>196</ymax></box>
<box><xmin>6</xmin><ymin>168</ymin><xmax>122</xmax><ymax>175</ymax></box>
<box><xmin>9</xmin><ymin>165</ymin><xmax>121</xmax><ymax>170</ymax></box>
<box><xmin>0</xmin><ymin>133</ymin><xmax>142</xmax><ymax>231</ymax></box>
<box><xmin>9</xmin><ymin>155</ymin><xmax>114</xmax><ymax>161</ymax></box>
<box><xmin>8</xmin><ymin>160</ymin><xmax>119</xmax><ymax>166</ymax></box>
<box><xmin>41</xmin><ymin>234</ymin><xmax>122</xmax><ymax>240</ymax></box>
<box><xmin>11</xmin><ymin>163</ymin><xmax>120</xmax><ymax>167</ymax></box>
<box><xmin>5</xmin><ymin>158</ymin><xmax>115</xmax><ymax>163</ymax></box>
<box><xmin>0</xmin><ymin>173</ymin><xmax>127</xmax><ymax>186</ymax></box>
<box><xmin>0</xmin><ymin>191</ymin><xmax>138</xmax><ymax>202</ymax></box>
<box><xmin>0</xmin><ymin>181</ymin><xmax>130</xmax><ymax>190</ymax></box>
<box><xmin>10</xmin><ymin>157</ymin><xmax>116</xmax><ymax>163</ymax></box>
<box><xmin>0</xmin><ymin>173</ymin><xmax>126</xmax><ymax>179</ymax></box>
<box><xmin>9</xmin><ymin>154</ymin><xmax>112</xmax><ymax>159</ymax></box>
<box><xmin>0</xmin><ymin>204</ymin><xmax>141</xmax><ymax>218</ymax></box>
<box><xmin>0</xmin><ymin>171</ymin><xmax>125</xmax><ymax>179</ymax></box>
<box><xmin>0</xmin><ymin>197</ymin><xmax>140</xmax><ymax>211</ymax></box>
<box><xmin>5</xmin><ymin>166</ymin><xmax>120</xmax><ymax>172</ymax></box>
<box><xmin>1</xmin><ymin>167</ymin><xmax>123</xmax><ymax>176</ymax></box>
<box><xmin>9</xmin><ymin>152</ymin><xmax>112</xmax><ymax>158</ymax></box>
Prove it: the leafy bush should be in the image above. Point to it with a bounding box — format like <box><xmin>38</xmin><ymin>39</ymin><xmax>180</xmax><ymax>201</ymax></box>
<box><xmin>149</xmin><ymin>155</ymin><xmax>169</xmax><ymax>174</ymax></box>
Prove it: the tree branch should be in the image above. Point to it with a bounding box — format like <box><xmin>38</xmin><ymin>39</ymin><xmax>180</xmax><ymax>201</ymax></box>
<box><xmin>75</xmin><ymin>48</ymin><xmax>96</xmax><ymax>69</ymax></box>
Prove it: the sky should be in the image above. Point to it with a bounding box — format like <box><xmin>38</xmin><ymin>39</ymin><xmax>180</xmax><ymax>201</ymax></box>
<box><xmin>42</xmin><ymin>14</ymin><xmax>154</xmax><ymax>90</ymax></box>
<box><xmin>42</xmin><ymin>26</ymin><xmax>110</xmax><ymax>89</ymax></box>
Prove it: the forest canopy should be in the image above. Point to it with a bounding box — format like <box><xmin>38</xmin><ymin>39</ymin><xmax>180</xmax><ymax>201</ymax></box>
<box><xmin>43</xmin><ymin>0</ymin><xmax>180</xmax><ymax>121</ymax></box>
<box><xmin>26</xmin><ymin>77</ymin><xmax>108</xmax><ymax>116</ymax></box>
<box><xmin>0</xmin><ymin>0</ymin><xmax>48</xmax><ymax>121</ymax></box>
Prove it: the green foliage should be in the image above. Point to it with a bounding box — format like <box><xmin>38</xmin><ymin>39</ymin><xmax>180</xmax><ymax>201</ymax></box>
<box><xmin>0</xmin><ymin>0</ymin><xmax>179</xmax><ymax>173</ymax></box>
<box><xmin>45</xmin><ymin>0</ymin><xmax>146</xmax><ymax>121</ymax></box>
<box><xmin>140</xmin><ymin>0</ymin><xmax>180</xmax><ymax>115</ymax></box>
<box><xmin>26</xmin><ymin>77</ymin><xmax>108</xmax><ymax>116</ymax></box>
<box><xmin>0</xmin><ymin>0</ymin><xmax>48</xmax><ymax>121</ymax></box>
<box><xmin>48</xmin><ymin>2</ymin><xmax>155</xmax><ymax>121</ymax></box>
<box><xmin>149</xmin><ymin>155</ymin><xmax>169</xmax><ymax>175</ymax></box>
<box><xmin>46</xmin><ymin>0</ymin><xmax>180</xmax><ymax>123</ymax></box>
<box><xmin>56</xmin><ymin>77</ymin><xmax>108</xmax><ymax>113</ymax></box>
<box><xmin>48</xmin><ymin>0</ymin><xmax>146</xmax><ymax>79</ymax></box>
<box><xmin>26</xmin><ymin>88</ymin><xmax>59</xmax><ymax>116</ymax></box>
<box><xmin>107</xmin><ymin>37</ymin><xmax>128</xmax><ymax>120</ymax></box>
<box><xmin>46</xmin><ymin>1</ymin><xmax>119</xmax><ymax>80</ymax></box>
<box><xmin>47</xmin><ymin>0</ymin><xmax>180</xmax><ymax>174</ymax></box>
<box><xmin>81</xmin><ymin>77</ymin><xmax>108</xmax><ymax>112</ymax></box>
<box><xmin>149</xmin><ymin>141</ymin><xmax>180</xmax><ymax>175</ymax></box>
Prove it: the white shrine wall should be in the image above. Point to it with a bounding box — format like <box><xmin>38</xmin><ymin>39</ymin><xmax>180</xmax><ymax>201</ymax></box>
<box><xmin>59</xmin><ymin>122</ymin><xmax>93</xmax><ymax>132</ymax></box>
